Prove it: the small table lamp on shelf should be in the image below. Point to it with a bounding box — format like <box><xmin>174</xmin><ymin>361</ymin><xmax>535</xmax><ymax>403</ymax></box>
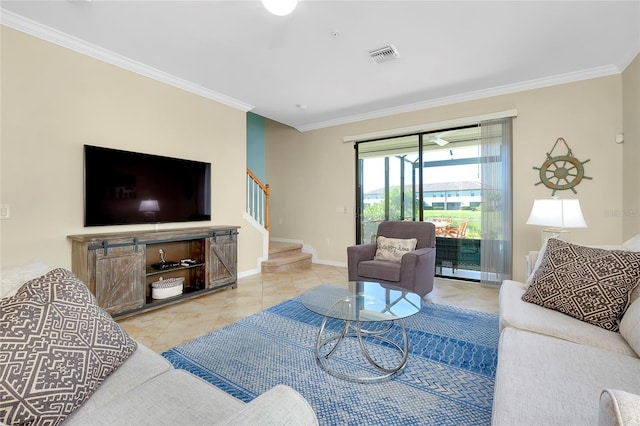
<box><xmin>526</xmin><ymin>198</ymin><xmax>587</xmax><ymax>243</ymax></box>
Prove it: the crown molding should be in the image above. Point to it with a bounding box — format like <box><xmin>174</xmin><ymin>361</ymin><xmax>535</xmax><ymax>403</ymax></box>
<box><xmin>0</xmin><ymin>9</ymin><xmax>254</xmax><ymax>113</ymax></box>
<box><xmin>295</xmin><ymin>64</ymin><xmax>620</xmax><ymax>132</ymax></box>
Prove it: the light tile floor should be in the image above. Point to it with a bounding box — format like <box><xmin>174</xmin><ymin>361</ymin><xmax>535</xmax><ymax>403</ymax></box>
<box><xmin>119</xmin><ymin>264</ymin><xmax>499</xmax><ymax>353</ymax></box>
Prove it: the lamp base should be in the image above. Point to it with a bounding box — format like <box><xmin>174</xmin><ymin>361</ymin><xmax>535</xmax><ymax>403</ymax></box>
<box><xmin>541</xmin><ymin>228</ymin><xmax>569</xmax><ymax>244</ymax></box>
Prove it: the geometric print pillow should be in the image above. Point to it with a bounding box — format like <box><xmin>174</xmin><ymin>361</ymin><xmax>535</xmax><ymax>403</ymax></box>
<box><xmin>0</xmin><ymin>268</ymin><xmax>137</xmax><ymax>426</ymax></box>
<box><xmin>522</xmin><ymin>238</ymin><xmax>640</xmax><ymax>331</ymax></box>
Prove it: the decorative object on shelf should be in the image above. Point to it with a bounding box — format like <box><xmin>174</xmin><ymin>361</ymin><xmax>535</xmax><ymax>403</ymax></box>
<box><xmin>526</xmin><ymin>198</ymin><xmax>588</xmax><ymax>243</ymax></box>
<box><xmin>262</xmin><ymin>0</ymin><xmax>297</xmax><ymax>16</ymax></box>
<box><xmin>151</xmin><ymin>277</ymin><xmax>184</xmax><ymax>300</ymax></box>
<box><xmin>151</xmin><ymin>249</ymin><xmax>179</xmax><ymax>270</ymax></box>
<box><xmin>533</xmin><ymin>137</ymin><xmax>592</xmax><ymax>195</ymax></box>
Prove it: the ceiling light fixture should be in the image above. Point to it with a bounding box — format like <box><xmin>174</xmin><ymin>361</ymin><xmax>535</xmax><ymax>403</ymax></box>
<box><xmin>262</xmin><ymin>0</ymin><xmax>298</xmax><ymax>16</ymax></box>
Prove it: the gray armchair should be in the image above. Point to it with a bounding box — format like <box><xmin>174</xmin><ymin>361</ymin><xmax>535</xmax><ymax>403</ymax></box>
<box><xmin>347</xmin><ymin>221</ymin><xmax>436</xmax><ymax>297</ymax></box>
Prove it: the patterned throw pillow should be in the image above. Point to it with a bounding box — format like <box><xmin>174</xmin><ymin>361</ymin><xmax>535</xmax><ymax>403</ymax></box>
<box><xmin>522</xmin><ymin>239</ymin><xmax>640</xmax><ymax>331</ymax></box>
<box><xmin>374</xmin><ymin>236</ymin><xmax>418</xmax><ymax>263</ymax></box>
<box><xmin>0</xmin><ymin>268</ymin><xmax>137</xmax><ymax>426</ymax></box>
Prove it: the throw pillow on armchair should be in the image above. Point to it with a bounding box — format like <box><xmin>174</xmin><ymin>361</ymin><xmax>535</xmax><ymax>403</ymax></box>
<box><xmin>374</xmin><ymin>236</ymin><xmax>418</xmax><ymax>263</ymax></box>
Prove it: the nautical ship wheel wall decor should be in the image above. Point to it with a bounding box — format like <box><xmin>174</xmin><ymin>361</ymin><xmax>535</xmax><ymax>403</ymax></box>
<box><xmin>533</xmin><ymin>137</ymin><xmax>592</xmax><ymax>196</ymax></box>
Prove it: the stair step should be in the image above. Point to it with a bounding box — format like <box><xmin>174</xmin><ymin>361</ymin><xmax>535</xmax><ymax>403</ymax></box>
<box><xmin>262</xmin><ymin>241</ymin><xmax>312</xmax><ymax>273</ymax></box>
<box><xmin>262</xmin><ymin>252</ymin><xmax>312</xmax><ymax>273</ymax></box>
<box><xmin>268</xmin><ymin>241</ymin><xmax>304</xmax><ymax>259</ymax></box>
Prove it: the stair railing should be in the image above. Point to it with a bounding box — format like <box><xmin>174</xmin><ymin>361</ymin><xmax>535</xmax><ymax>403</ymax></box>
<box><xmin>246</xmin><ymin>168</ymin><xmax>270</xmax><ymax>231</ymax></box>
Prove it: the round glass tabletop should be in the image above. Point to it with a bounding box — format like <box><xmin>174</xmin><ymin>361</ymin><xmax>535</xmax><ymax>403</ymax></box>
<box><xmin>300</xmin><ymin>281</ymin><xmax>422</xmax><ymax>322</ymax></box>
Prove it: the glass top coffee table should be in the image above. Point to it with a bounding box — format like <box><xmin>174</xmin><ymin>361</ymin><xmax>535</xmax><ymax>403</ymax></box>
<box><xmin>301</xmin><ymin>281</ymin><xmax>422</xmax><ymax>382</ymax></box>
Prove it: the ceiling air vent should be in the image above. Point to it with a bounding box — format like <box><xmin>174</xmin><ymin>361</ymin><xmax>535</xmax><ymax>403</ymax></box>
<box><xmin>369</xmin><ymin>45</ymin><xmax>399</xmax><ymax>64</ymax></box>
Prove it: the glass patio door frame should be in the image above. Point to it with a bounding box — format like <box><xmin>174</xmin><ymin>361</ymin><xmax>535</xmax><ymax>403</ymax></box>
<box><xmin>354</xmin><ymin>135</ymin><xmax>424</xmax><ymax>244</ymax></box>
<box><xmin>355</xmin><ymin>125</ymin><xmax>480</xmax><ymax>245</ymax></box>
<box><xmin>351</xmin><ymin>114</ymin><xmax>514</xmax><ymax>284</ymax></box>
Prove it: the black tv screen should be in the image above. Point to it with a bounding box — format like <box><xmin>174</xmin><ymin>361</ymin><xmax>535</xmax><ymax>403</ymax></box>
<box><xmin>84</xmin><ymin>145</ymin><xmax>211</xmax><ymax>226</ymax></box>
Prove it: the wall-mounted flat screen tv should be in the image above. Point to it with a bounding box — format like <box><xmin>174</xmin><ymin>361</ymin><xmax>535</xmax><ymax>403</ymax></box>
<box><xmin>84</xmin><ymin>145</ymin><xmax>211</xmax><ymax>226</ymax></box>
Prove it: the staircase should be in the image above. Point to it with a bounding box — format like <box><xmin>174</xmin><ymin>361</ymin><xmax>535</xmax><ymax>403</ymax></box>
<box><xmin>246</xmin><ymin>169</ymin><xmax>312</xmax><ymax>273</ymax></box>
<box><xmin>261</xmin><ymin>241</ymin><xmax>312</xmax><ymax>273</ymax></box>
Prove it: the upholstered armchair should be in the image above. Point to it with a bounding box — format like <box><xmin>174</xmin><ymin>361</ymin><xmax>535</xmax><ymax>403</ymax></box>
<box><xmin>347</xmin><ymin>221</ymin><xmax>436</xmax><ymax>297</ymax></box>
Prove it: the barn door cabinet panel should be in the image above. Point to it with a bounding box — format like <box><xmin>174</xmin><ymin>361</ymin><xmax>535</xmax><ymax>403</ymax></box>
<box><xmin>207</xmin><ymin>229</ymin><xmax>238</xmax><ymax>289</ymax></box>
<box><xmin>68</xmin><ymin>226</ymin><xmax>239</xmax><ymax>318</ymax></box>
<box><xmin>95</xmin><ymin>245</ymin><xmax>146</xmax><ymax>315</ymax></box>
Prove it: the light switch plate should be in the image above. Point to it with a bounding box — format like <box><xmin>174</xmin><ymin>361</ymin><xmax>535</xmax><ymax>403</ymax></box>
<box><xmin>0</xmin><ymin>205</ymin><xmax>10</xmax><ymax>219</ymax></box>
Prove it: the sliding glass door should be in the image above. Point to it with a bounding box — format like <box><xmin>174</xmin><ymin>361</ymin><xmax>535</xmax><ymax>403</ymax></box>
<box><xmin>422</xmin><ymin>126</ymin><xmax>483</xmax><ymax>280</ymax></box>
<box><xmin>356</xmin><ymin>135</ymin><xmax>420</xmax><ymax>244</ymax></box>
<box><xmin>355</xmin><ymin>119</ymin><xmax>512</xmax><ymax>284</ymax></box>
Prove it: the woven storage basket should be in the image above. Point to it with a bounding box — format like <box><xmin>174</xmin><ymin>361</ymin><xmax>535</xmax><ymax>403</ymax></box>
<box><xmin>151</xmin><ymin>277</ymin><xmax>184</xmax><ymax>300</ymax></box>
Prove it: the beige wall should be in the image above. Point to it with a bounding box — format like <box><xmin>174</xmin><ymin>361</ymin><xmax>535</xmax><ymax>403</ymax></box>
<box><xmin>266</xmin><ymin>74</ymin><xmax>627</xmax><ymax>281</ymax></box>
<box><xmin>0</xmin><ymin>26</ymin><xmax>264</xmax><ymax>274</ymax></box>
<box><xmin>622</xmin><ymin>54</ymin><xmax>640</xmax><ymax>239</ymax></box>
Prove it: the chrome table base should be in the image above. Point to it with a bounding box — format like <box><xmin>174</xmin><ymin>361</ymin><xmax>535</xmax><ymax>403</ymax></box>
<box><xmin>314</xmin><ymin>298</ymin><xmax>409</xmax><ymax>383</ymax></box>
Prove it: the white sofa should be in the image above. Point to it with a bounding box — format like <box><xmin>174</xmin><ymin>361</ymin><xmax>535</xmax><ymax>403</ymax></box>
<box><xmin>492</xmin><ymin>242</ymin><xmax>640</xmax><ymax>426</ymax></box>
<box><xmin>0</xmin><ymin>262</ymin><xmax>318</xmax><ymax>426</ymax></box>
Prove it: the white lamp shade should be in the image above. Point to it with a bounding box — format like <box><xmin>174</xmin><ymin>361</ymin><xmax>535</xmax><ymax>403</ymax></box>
<box><xmin>261</xmin><ymin>0</ymin><xmax>298</xmax><ymax>16</ymax></box>
<box><xmin>139</xmin><ymin>200</ymin><xmax>160</xmax><ymax>212</ymax></box>
<box><xmin>526</xmin><ymin>199</ymin><xmax>587</xmax><ymax>228</ymax></box>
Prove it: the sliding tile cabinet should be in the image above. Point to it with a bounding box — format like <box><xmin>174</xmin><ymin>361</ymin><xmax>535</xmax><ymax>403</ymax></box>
<box><xmin>68</xmin><ymin>226</ymin><xmax>239</xmax><ymax>318</ymax></box>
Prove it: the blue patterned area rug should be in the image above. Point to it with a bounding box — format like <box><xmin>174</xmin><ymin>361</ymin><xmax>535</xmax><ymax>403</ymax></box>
<box><xmin>162</xmin><ymin>297</ymin><xmax>499</xmax><ymax>425</ymax></box>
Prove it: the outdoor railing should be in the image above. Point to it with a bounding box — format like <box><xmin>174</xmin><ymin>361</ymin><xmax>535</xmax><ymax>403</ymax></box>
<box><xmin>246</xmin><ymin>168</ymin><xmax>269</xmax><ymax>231</ymax></box>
